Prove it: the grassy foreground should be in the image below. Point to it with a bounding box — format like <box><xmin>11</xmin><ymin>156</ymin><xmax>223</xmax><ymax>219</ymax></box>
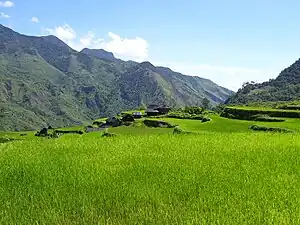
<box><xmin>1</xmin><ymin>133</ymin><xmax>300</xmax><ymax>224</ymax></box>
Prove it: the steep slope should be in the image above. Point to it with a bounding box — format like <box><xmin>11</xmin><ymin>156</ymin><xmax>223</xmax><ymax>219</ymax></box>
<box><xmin>227</xmin><ymin>59</ymin><xmax>300</xmax><ymax>104</ymax></box>
<box><xmin>0</xmin><ymin>24</ymin><xmax>233</xmax><ymax>131</ymax></box>
<box><xmin>81</xmin><ymin>48</ymin><xmax>120</xmax><ymax>62</ymax></box>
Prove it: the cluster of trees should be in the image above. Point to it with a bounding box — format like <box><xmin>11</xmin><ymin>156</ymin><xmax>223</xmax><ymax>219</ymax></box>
<box><xmin>227</xmin><ymin>58</ymin><xmax>300</xmax><ymax>105</ymax></box>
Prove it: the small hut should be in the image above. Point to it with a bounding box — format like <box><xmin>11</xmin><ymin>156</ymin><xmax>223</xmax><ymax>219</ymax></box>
<box><xmin>146</xmin><ymin>109</ymin><xmax>159</xmax><ymax>117</ymax></box>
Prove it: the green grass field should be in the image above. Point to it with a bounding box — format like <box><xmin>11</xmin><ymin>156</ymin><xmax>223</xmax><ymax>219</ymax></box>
<box><xmin>2</xmin><ymin>111</ymin><xmax>300</xmax><ymax>224</ymax></box>
<box><xmin>1</xmin><ymin>133</ymin><xmax>300</xmax><ymax>224</ymax></box>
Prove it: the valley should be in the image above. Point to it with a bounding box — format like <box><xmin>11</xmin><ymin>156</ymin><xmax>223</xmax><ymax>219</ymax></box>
<box><xmin>2</xmin><ymin>105</ymin><xmax>300</xmax><ymax>224</ymax></box>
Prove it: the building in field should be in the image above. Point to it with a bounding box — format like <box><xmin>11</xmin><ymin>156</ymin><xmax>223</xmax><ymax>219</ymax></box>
<box><xmin>146</xmin><ymin>105</ymin><xmax>171</xmax><ymax>117</ymax></box>
<box><xmin>132</xmin><ymin>112</ymin><xmax>143</xmax><ymax>118</ymax></box>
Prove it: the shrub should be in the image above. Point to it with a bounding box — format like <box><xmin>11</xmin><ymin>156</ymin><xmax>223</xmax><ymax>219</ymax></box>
<box><xmin>54</xmin><ymin>130</ymin><xmax>84</xmax><ymax>135</ymax></box>
<box><xmin>167</xmin><ymin>112</ymin><xmax>204</xmax><ymax>120</ymax></box>
<box><xmin>35</xmin><ymin>128</ymin><xmax>48</xmax><ymax>137</ymax></box>
<box><xmin>123</xmin><ymin>121</ymin><xmax>133</xmax><ymax>126</ymax></box>
<box><xmin>251</xmin><ymin>114</ymin><xmax>285</xmax><ymax>122</ymax></box>
<box><xmin>93</xmin><ymin>121</ymin><xmax>106</xmax><ymax>127</ymax></box>
<box><xmin>249</xmin><ymin>125</ymin><xmax>293</xmax><ymax>133</ymax></box>
<box><xmin>173</xmin><ymin>126</ymin><xmax>188</xmax><ymax>135</ymax></box>
<box><xmin>173</xmin><ymin>126</ymin><xmax>196</xmax><ymax>135</ymax></box>
<box><xmin>278</xmin><ymin>105</ymin><xmax>300</xmax><ymax>110</ymax></box>
<box><xmin>221</xmin><ymin>107</ymin><xmax>300</xmax><ymax>120</ymax></box>
<box><xmin>0</xmin><ymin>137</ymin><xmax>16</xmax><ymax>143</ymax></box>
<box><xmin>106</xmin><ymin>117</ymin><xmax>122</xmax><ymax>127</ymax></box>
<box><xmin>143</xmin><ymin>120</ymin><xmax>176</xmax><ymax>128</ymax></box>
<box><xmin>101</xmin><ymin>129</ymin><xmax>117</xmax><ymax>137</ymax></box>
<box><xmin>183</xmin><ymin>106</ymin><xmax>204</xmax><ymax>115</ymax></box>
<box><xmin>201</xmin><ymin>117</ymin><xmax>211</xmax><ymax>123</ymax></box>
<box><xmin>49</xmin><ymin>131</ymin><xmax>61</xmax><ymax>139</ymax></box>
<box><xmin>121</xmin><ymin>114</ymin><xmax>135</xmax><ymax>122</ymax></box>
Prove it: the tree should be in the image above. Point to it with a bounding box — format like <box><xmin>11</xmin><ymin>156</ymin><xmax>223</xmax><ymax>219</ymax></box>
<box><xmin>202</xmin><ymin>97</ymin><xmax>211</xmax><ymax>110</ymax></box>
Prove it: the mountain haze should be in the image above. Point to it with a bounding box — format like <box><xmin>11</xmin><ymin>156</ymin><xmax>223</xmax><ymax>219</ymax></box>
<box><xmin>0</xmin><ymin>24</ymin><xmax>233</xmax><ymax>131</ymax></box>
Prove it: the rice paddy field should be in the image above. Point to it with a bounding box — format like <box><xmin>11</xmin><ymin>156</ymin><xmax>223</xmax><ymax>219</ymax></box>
<box><xmin>1</xmin><ymin>110</ymin><xmax>300</xmax><ymax>224</ymax></box>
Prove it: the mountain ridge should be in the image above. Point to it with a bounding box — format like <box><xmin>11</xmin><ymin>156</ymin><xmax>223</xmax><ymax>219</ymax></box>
<box><xmin>226</xmin><ymin>58</ymin><xmax>300</xmax><ymax>104</ymax></box>
<box><xmin>0</xmin><ymin>24</ymin><xmax>233</xmax><ymax>131</ymax></box>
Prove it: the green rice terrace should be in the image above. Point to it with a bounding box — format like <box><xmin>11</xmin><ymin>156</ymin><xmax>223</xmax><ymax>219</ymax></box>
<box><xmin>1</xmin><ymin>105</ymin><xmax>300</xmax><ymax>224</ymax></box>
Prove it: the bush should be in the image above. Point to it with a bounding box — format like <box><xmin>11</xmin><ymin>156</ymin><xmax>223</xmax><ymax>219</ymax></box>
<box><xmin>278</xmin><ymin>105</ymin><xmax>300</xmax><ymax>110</ymax></box>
<box><xmin>201</xmin><ymin>117</ymin><xmax>211</xmax><ymax>123</ymax></box>
<box><xmin>101</xmin><ymin>129</ymin><xmax>117</xmax><ymax>137</ymax></box>
<box><xmin>123</xmin><ymin>121</ymin><xmax>133</xmax><ymax>126</ymax></box>
<box><xmin>173</xmin><ymin>126</ymin><xmax>196</xmax><ymax>135</ymax></box>
<box><xmin>93</xmin><ymin>121</ymin><xmax>105</xmax><ymax>127</ymax></box>
<box><xmin>143</xmin><ymin>120</ymin><xmax>176</xmax><ymax>128</ymax></box>
<box><xmin>221</xmin><ymin>107</ymin><xmax>300</xmax><ymax>120</ymax></box>
<box><xmin>35</xmin><ymin>128</ymin><xmax>84</xmax><ymax>139</ymax></box>
<box><xmin>183</xmin><ymin>106</ymin><xmax>204</xmax><ymax>115</ymax></box>
<box><xmin>0</xmin><ymin>137</ymin><xmax>16</xmax><ymax>143</ymax></box>
<box><xmin>249</xmin><ymin>125</ymin><xmax>293</xmax><ymax>133</ymax></box>
<box><xmin>49</xmin><ymin>131</ymin><xmax>61</xmax><ymax>139</ymax></box>
<box><xmin>35</xmin><ymin>128</ymin><xmax>48</xmax><ymax>137</ymax></box>
<box><xmin>251</xmin><ymin>114</ymin><xmax>285</xmax><ymax>122</ymax></box>
<box><xmin>106</xmin><ymin>117</ymin><xmax>122</xmax><ymax>127</ymax></box>
<box><xmin>54</xmin><ymin>130</ymin><xmax>84</xmax><ymax>135</ymax></box>
<box><xmin>167</xmin><ymin>112</ymin><xmax>204</xmax><ymax>120</ymax></box>
<box><xmin>173</xmin><ymin>126</ymin><xmax>189</xmax><ymax>135</ymax></box>
<box><xmin>121</xmin><ymin>114</ymin><xmax>135</xmax><ymax>122</ymax></box>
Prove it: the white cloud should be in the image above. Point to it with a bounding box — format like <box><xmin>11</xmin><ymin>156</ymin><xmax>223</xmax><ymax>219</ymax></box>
<box><xmin>104</xmin><ymin>32</ymin><xmax>148</xmax><ymax>61</ymax></box>
<box><xmin>79</xmin><ymin>32</ymin><xmax>95</xmax><ymax>47</ymax></box>
<box><xmin>31</xmin><ymin>17</ymin><xmax>39</xmax><ymax>23</ymax></box>
<box><xmin>43</xmin><ymin>24</ymin><xmax>149</xmax><ymax>61</ymax></box>
<box><xmin>0</xmin><ymin>12</ymin><xmax>10</xmax><ymax>18</ymax></box>
<box><xmin>45</xmin><ymin>24</ymin><xmax>76</xmax><ymax>43</ymax></box>
<box><xmin>154</xmin><ymin>61</ymin><xmax>278</xmax><ymax>91</ymax></box>
<box><xmin>0</xmin><ymin>1</ymin><xmax>14</xmax><ymax>7</ymax></box>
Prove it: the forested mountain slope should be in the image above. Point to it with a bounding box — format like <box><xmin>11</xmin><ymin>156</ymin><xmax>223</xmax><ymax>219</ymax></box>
<box><xmin>0</xmin><ymin>24</ymin><xmax>233</xmax><ymax>131</ymax></box>
<box><xmin>227</xmin><ymin>58</ymin><xmax>300</xmax><ymax>104</ymax></box>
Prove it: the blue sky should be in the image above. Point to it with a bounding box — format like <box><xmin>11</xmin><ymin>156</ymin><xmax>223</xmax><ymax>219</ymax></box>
<box><xmin>1</xmin><ymin>0</ymin><xmax>300</xmax><ymax>90</ymax></box>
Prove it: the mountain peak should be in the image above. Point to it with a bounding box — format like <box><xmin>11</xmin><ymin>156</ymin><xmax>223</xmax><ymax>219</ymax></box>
<box><xmin>42</xmin><ymin>35</ymin><xmax>72</xmax><ymax>48</ymax></box>
<box><xmin>140</xmin><ymin>61</ymin><xmax>156</xmax><ymax>70</ymax></box>
<box><xmin>81</xmin><ymin>48</ymin><xmax>117</xmax><ymax>62</ymax></box>
<box><xmin>0</xmin><ymin>25</ymin><xmax>233</xmax><ymax>131</ymax></box>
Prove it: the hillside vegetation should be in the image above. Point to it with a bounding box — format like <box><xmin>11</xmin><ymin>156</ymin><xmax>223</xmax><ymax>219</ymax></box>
<box><xmin>0</xmin><ymin>24</ymin><xmax>233</xmax><ymax>131</ymax></box>
<box><xmin>227</xmin><ymin>58</ymin><xmax>300</xmax><ymax>104</ymax></box>
<box><xmin>2</xmin><ymin>105</ymin><xmax>300</xmax><ymax>223</ymax></box>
